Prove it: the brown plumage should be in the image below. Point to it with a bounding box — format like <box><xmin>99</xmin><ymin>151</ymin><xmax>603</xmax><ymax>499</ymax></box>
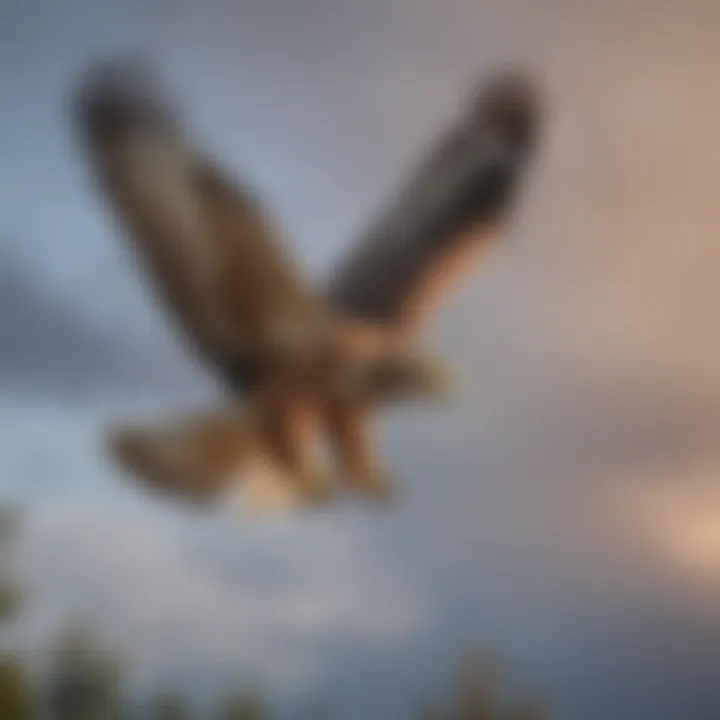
<box><xmin>73</xmin><ymin>62</ymin><xmax>542</xmax><ymax>513</ymax></box>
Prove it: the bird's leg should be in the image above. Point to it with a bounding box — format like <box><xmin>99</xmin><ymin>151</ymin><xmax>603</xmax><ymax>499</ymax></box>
<box><xmin>279</xmin><ymin>400</ymin><xmax>333</xmax><ymax>502</ymax></box>
<box><xmin>254</xmin><ymin>383</ymin><xmax>334</xmax><ymax>503</ymax></box>
<box><xmin>325</xmin><ymin>402</ymin><xmax>395</xmax><ymax>502</ymax></box>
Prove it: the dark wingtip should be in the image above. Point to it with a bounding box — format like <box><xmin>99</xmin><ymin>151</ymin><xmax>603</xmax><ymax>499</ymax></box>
<box><xmin>467</xmin><ymin>70</ymin><xmax>542</xmax><ymax>159</ymax></box>
<box><xmin>72</xmin><ymin>58</ymin><xmax>178</xmax><ymax>142</ymax></box>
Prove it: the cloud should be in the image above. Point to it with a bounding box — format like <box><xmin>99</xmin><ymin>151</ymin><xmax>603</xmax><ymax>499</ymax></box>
<box><xmin>14</xmin><ymin>499</ymin><xmax>427</xmax><ymax>701</ymax></box>
<box><xmin>0</xmin><ymin>250</ymin><xmax>209</xmax><ymax>404</ymax></box>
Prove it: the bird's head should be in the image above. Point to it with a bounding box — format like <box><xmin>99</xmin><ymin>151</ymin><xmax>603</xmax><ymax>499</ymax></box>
<box><xmin>322</xmin><ymin>321</ymin><xmax>455</xmax><ymax>406</ymax></box>
<box><xmin>332</xmin><ymin>352</ymin><xmax>455</xmax><ymax>405</ymax></box>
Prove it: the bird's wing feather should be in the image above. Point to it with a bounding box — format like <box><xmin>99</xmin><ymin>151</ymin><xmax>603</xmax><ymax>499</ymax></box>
<box><xmin>327</xmin><ymin>72</ymin><xmax>542</xmax><ymax>332</ymax></box>
<box><xmin>74</xmin><ymin>62</ymin><xmax>329</xmax><ymax>393</ymax></box>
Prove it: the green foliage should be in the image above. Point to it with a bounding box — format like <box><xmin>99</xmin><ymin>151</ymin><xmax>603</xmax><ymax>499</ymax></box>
<box><xmin>0</xmin><ymin>507</ymin><xmax>21</xmax><ymax>626</ymax></box>
<box><xmin>0</xmin><ymin>507</ymin><xmax>20</xmax><ymax>548</ymax></box>
<box><xmin>42</xmin><ymin>625</ymin><xmax>127</xmax><ymax>720</ymax></box>
<box><xmin>217</xmin><ymin>690</ymin><xmax>269</xmax><ymax>720</ymax></box>
<box><xmin>149</xmin><ymin>690</ymin><xmax>193</xmax><ymax>719</ymax></box>
<box><xmin>0</xmin><ymin>657</ymin><xmax>32</xmax><ymax>720</ymax></box>
<box><xmin>419</xmin><ymin>653</ymin><xmax>550</xmax><ymax>720</ymax></box>
<box><xmin>0</xmin><ymin>582</ymin><xmax>21</xmax><ymax>626</ymax></box>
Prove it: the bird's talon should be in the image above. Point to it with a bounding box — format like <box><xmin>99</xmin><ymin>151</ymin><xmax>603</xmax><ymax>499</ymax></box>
<box><xmin>348</xmin><ymin>467</ymin><xmax>396</xmax><ymax>504</ymax></box>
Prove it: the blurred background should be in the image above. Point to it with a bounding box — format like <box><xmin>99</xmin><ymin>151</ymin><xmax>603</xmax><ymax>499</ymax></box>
<box><xmin>3</xmin><ymin>0</ymin><xmax>720</xmax><ymax>717</ymax></box>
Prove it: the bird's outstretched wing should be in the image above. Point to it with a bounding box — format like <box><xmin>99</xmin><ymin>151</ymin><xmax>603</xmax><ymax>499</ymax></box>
<box><xmin>74</xmin><ymin>62</ymin><xmax>330</xmax><ymax>395</ymax></box>
<box><xmin>327</xmin><ymin>72</ymin><xmax>542</xmax><ymax>332</ymax></box>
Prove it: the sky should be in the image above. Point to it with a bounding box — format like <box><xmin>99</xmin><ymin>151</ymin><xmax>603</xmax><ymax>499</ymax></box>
<box><xmin>3</xmin><ymin>0</ymin><xmax>720</xmax><ymax>717</ymax></box>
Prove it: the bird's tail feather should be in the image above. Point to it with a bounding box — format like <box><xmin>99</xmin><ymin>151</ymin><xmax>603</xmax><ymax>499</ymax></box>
<box><xmin>106</xmin><ymin>409</ymin><xmax>305</xmax><ymax>516</ymax></box>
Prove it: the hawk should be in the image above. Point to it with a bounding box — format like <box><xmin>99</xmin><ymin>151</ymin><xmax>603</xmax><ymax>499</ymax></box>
<box><xmin>73</xmin><ymin>61</ymin><xmax>541</xmax><ymax>514</ymax></box>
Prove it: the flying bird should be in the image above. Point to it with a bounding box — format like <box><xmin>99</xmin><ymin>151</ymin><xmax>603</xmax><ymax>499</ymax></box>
<box><xmin>73</xmin><ymin>61</ymin><xmax>541</xmax><ymax>514</ymax></box>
